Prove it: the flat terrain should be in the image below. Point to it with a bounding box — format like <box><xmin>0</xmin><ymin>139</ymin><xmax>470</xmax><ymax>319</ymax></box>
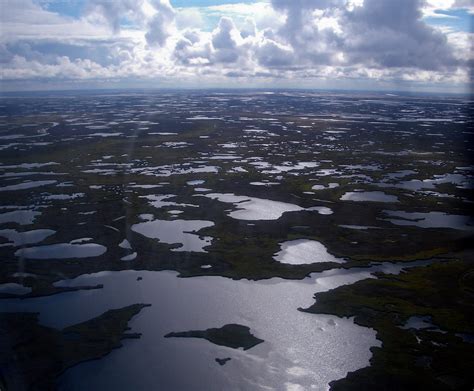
<box><xmin>0</xmin><ymin>90</ymin><xmax>472</xmax><ymax>390</ymax></box>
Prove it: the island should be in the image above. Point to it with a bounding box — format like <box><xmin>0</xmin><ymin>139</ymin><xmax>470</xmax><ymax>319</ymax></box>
<box><xmin>164</xmin><ymin>323</ymin><xmax>264</xmax><ymax>350</ymax></box>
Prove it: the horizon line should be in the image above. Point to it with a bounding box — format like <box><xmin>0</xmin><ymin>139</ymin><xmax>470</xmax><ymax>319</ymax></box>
<box><xmin>1</xmin><ymin>86</ymin><xmax>472</xmax><ymax>98</ymax></box>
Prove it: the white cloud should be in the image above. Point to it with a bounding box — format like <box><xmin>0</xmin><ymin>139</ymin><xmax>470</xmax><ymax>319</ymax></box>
<box><xmin>0</xmin><ymin>0</ymin><xmax>471</xmax><ymax>92</ymax></box>
<box><xmin>84</xmin><ymin>0</ymin><xmax>146</xmax><ymax>32</ymax></box>
<box><xmin>175</xmin><ymin>8</ymin><xmax>205</xmax><ymax>30</ymax></box>
<box><xmin>205</xmin><ymin>2</ymin><xmax>285</xmax><ymax>31</ymax></box>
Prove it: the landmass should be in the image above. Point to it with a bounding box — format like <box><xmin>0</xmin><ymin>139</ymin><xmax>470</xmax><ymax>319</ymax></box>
<box><xmin>1</xmin><ymin>92</ymin><xmax>473</xmax><ymax>389</ymax></box>
<box><xmin>301</xmin><ymin>253</ymin><xmax>474</xmax><ymax>390</ymax></box>
<box><xmin>215</xmin><ymin>357</ymin><xmax>232</xmax><ymax>366</ymax></box>
<box><xmin>0</xmin><ymin>303</ymin><xmax>151</xmax><ymax>391</ymax></box>
<box><xmin>165</xmin><ymin>324</ymin><xmax>264</xmax><ymax>350</ymax></box>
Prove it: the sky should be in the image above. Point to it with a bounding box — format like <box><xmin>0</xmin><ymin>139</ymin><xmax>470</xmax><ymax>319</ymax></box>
<box><xmin>0</xmin><ymin>0</ymin><xmax>472</xmax><ymax>93</ymax></box>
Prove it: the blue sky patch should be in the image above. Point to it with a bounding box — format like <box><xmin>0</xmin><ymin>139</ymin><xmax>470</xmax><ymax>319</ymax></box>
<box><xmin>172</xmin><ymin>0</ymin><xmax>259</xmax><ymax>7</ymax></box>
<box><xmin>38</xmin><ymin>0</ymin><xmax>87</xmax><ymax>18</ymax></box>
<box><xmin>424</xmin><ymin>9</ymin><xmax>473</xmax><ymax>32</ymax></box>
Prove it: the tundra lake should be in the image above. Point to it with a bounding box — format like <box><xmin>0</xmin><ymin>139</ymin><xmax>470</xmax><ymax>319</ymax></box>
<box><xmin>0</xmin><ymin>90</ymin><xmax>473</xmax><ymax>390</ymax></box>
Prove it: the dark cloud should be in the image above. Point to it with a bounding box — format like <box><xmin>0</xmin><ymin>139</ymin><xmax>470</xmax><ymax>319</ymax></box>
<box><xmin>145</xmin><ymin>0</ymin><xmax>175</xmax><ymax>47</ymax></box>
<box><xmin>269</xmin><ymin>0</ymin><xmax>343</xmax><ymax>66</ymax></box>
<box><xmin>0</xmin><ymin>44</ymin><xmax>14</xmax><ymax>64</ymax></box>
<box><xmin>270</xmin><ymin>0</ymin><xmax>459</xmax><ymax>70</ymax></box>
<box><xmin>256</xmin><ymin>39</ymin><xmax>294</xmax><ymax>67</ymax></box>
<box><xmin>211</xmin><ymin>17</ymin><xmax>240</xmax><ymax>63</ymax></box>
<box><xmin>342</xmin><ymin>0</ymin><xmax>459</xmax><ymax>69</ymax></box>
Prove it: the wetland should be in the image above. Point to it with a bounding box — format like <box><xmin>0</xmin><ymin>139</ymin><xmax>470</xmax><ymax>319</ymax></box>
<box><xmin>0</xmin><ymin>90</ymin><xmax>472</xmax><ymax>390</ymax></box>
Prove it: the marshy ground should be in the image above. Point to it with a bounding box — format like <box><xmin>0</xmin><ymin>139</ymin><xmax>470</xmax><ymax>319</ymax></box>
<box><xmin>0</xmin><ymin>90</ymin><xmax>472</xmax><ymax>390</ymax></box>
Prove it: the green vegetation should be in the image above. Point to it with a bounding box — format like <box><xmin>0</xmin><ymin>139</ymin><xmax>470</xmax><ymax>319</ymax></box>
<box><xmin>1</xmin><ymin>94</ymin><xmax>472</xmax><ymax>389</ymax></box>
<box><xmin>302</xmin><ymin>253</ymin><xmax>474</xmax><ymax>390</ymax></box>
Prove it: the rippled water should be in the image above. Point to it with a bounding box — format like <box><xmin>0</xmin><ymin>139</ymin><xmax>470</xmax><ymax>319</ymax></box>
<box><xmin>0</xmin><ymin>261</ymin><xmax>432</xmax><ymax>391</ymax></box>
<box><xmin>0</xmin><ymin>269</ymin><xmax>381</xmax><ymax>390</ymax></box>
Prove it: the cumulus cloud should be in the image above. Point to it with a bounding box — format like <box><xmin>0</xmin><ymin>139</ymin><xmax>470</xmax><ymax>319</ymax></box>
<box><xmin>174</xmin><ymin>31</ymin><xmax>212</xmax><ymax>66</ymax></box>
<box><xmin>342</xmin><ymin>0</ymin><xmax>459</xmax><ymax>70</ymax></box>
<box><xmin>0</xmin><ymin>0</ymin><xmax>471</xmax><ymax>91</ymax></box>
<box><xmin>269</xmin><ymin>0</ymin><xmax>460</xmax><ymax>71</ymax></box>
<box><xmin>211</xmin><ymin>17</ymin><xmax>242</xmax><ymax>63</ymax></box>
<box><xmin>255</xmin><ymin>39</ymin><xmax>294</xmax><ymax>68</ymax></box>
<box><xmin>269</xmin><ymin>0</ymin><xmax>345</xmax><ymax>68</ymax></box>
<box><xmin>86</xmin><ymin>0</ymin><xmax>145</xmax><ymax>32</ymax></box>
<box><xmin>1</xmin><ymin>55</ymin><xmax>111</xmax><ymax>80</ymax></box>
<box><xmin>145</xmin><ymin>0</ymin><xmax>175</xmax><ymax>47</ymax></box>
